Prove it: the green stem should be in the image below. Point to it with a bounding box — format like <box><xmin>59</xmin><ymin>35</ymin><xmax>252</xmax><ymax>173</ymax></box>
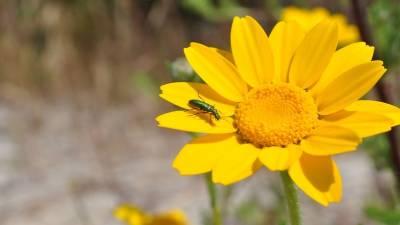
<box><xmin>205</xmin><ymin>173</ymin><xmax>222</xmax><ymax>225</ymax></box>
<box><xmin>280</xmin><ymin>171</ymin><xmax>302</xmax><ymax>225</ymax></box>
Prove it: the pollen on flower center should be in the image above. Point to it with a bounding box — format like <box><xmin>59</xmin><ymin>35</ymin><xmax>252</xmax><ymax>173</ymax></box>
<box><xmin>235</xmin><ymin>83</ymin><xmax>318</xmax><ymax>147</ymax></box>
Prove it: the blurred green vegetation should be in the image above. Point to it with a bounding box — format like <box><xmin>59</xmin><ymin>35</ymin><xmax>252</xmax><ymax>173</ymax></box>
<box><xmin>365</xmin><ymin>205</ymin><xmax>400</xmax><ymax>225</ymax></box>
<box><xmin>235</xmin><ymin>199</ymin><xmax>266</xmax><ymax>225</ymax></box>
<box><xmin>369</xmin><ymin>0</ymin><xmax>400</xmax><ymax>68</ymax></box>
<box><xmin>132</xmin><ymin>71</ymin><xmax>159</xmax><ymax>96</ymax></box>
<box><xmin>362</xmin><ymin>134</ymin><xmax>391</xmax><ymax>170</ymax></box>
<box><xmin>180</xmin><ymin>0</ymin><xmax>248</xmax><ymax>22</ymax></box>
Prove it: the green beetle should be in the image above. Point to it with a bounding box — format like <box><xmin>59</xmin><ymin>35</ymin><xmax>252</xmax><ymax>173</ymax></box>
<box><xmin>188</xmin><ymin>99</ymin><xmax>221</xmax><ymax>121</ymax></box>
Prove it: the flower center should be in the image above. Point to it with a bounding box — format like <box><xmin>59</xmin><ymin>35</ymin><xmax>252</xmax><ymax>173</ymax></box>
<box><xmin>235</xmin><ymin>83</ymin><xmax>318</xmax><ymax>147</ymax></box>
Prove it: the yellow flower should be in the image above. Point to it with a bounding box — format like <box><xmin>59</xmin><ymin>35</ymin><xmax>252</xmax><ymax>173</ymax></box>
<box><xmin>114</xmin><ymin>204</ymin><xmax>189</xmax><ymax>225</ymax></box>
<box><xmin>282</xmin><ymin>6</ymin><xmax>360</xmax><ymax>45</ymax></box>
<box><xmin>156</xmin><ymin>16</ymin><xmax>400</xmax><ymax>206</ymax></box>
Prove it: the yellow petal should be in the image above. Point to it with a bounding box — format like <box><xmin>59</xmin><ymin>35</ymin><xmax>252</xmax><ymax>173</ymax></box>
<box><xmin>301</xmin><ymin>124</ymin><xmax>360</xmax><ymax>155</ymax></box>
<box><xmin>173</xmin><ymin>134</ymin><xmax>237</xmax><ymax>175</ymax></box>
<box><xmin>114</xmin><ymin>204</ymin><xmax>141</xmax><ymax>221</ymax></box>
<box><xmin>288</xmin><ymin>20</ymin><xmax>338</xmax><ymax>89</ymax></box>
<box><xmin>114</xmin><ymin>204</ymin><xmax>149</xmax><ymax>224</ymax></box>
<box><xmin>184</xmin><ymin>42</ymin><xmax>247</xmax><ymax>102</ymax></box>
<box><xmin>156</xmin><ymin>111</ymin><xmax>235</xmax><ymax>134</ymax></box>
<box><xmin>160</xmin><ymin>82</ymin><xmax>236</xmax><ymax>116</ymax></box>
<box><xmin>346</xmin><ymin>100</ymin><xmax>400</xmax><ymax>126</ymax></box>
<box><xmin>212</xmin><ymin>143</ymin><xmax>260</xmax><ymax>185</ymax></box>
<box><xmin>311</xmin><ymin>42</ymin><xmax>374</xmax><ymax>96</ymax></box>
<box><xmin>322</xmin><ymin>110</ymin><xmax>394</xmax><ymax>138</ymax></box>
<box><xmin>152</xmin><ymin>210</ymin><xmax>188</xmax><ymax>225</ymax></box>
<box><xmin>259</xmin><ymin>144</ymin><xmax>302</xmax><ymax>171</ymax></box>
<box><xmin>269</xmin><ymin>21</ymin><xmax>305</xmax><ymax>83</ymax></box>
<box><xmin>289</xmin><ymin>153</ymin><xmax>342</xmax><ymax>206</ymax></box>
<box><xmin>231</xmin><ymin>16</ymin><xmax>275</xmax><ymax>86</ymax></box>
<box><xmin>316</xmin><ymin>61</ymin><xmax>386</xmax><ymax>115</ymax></box>
<box><xmin>211</xmin><ymin>48</ymin><xmax>234</xmax><ymax>63</ymax></box>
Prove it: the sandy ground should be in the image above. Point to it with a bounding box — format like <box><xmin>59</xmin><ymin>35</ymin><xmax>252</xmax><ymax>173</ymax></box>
<box><xmin>0</xmin><ymin>96</ymin><xmax>386</xmax><ymax>225</ymax></box>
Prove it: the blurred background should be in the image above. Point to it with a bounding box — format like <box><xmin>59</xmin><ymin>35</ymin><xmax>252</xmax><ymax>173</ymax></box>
<box><xmin>0</xmin><ymin>0</ymin><xmax>399</xmax><ymax>224</ymax></box>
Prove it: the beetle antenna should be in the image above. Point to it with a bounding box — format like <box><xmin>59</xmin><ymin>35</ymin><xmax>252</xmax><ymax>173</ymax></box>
<box><xmin>197</xmin><ymin>92</ymin><xmax>205</xmax><ymax>101</ymax></box>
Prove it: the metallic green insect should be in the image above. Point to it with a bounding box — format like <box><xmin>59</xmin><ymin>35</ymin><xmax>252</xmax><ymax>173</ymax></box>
<box><xmin>188</xmin><ymin>99</ymin><xmax>221</xmax><ymax>121</ymax></box>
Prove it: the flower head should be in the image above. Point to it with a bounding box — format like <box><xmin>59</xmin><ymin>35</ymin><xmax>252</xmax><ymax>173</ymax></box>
<box><xmin>282</xmin><ymin>6</ymin><xmax>360</xmax><ymax>44</ymax></box>
<box><xmin>156</xmin><ymin>16</ymin><xmax>400</xmax><ymax>206</ymax></box>
<box><xmin>114</xmin><ymin>204</ymin><xmax>189</xmax><ymax>225</ymax></box>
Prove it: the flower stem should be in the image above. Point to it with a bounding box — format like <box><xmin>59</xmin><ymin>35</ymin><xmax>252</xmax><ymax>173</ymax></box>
<box><xmin>205</xmin><ymin>173</ymin><xmax>222</xmax><ymax>225</ymax></box>
<box><xmin>280</xmin><ymin>171</ymin><xmax>302</xmax><ymax>225</ymax></box>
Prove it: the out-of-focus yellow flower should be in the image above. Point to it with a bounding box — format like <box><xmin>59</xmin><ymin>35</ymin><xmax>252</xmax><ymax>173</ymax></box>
<box><xmin>157</xmin><ymin>16</ymin><xmax>400</xmax><ymax>206</ymax></box>
<box><xmin>114</xmin><ymin>204</ymin><xmax>188</xmax><ymax>225</ymax></box>
<box><xmin>114</xmin><ymin>204</ymin><xmax>150</xmax><ymax>225</ymax></box>
<box><xmin>282</xmin><ymin>6</ymin><xmax>360</xmax><ymax>44</ymax></box>
<box><xmin>114</xmin><ymin>204</ymin><xmax>189</xmax><ymax>225</ymax></box>
<box><xmin>151</xmin><ymin>210</ymin><xmax>188</xmax><ymax>225</ymax></box>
